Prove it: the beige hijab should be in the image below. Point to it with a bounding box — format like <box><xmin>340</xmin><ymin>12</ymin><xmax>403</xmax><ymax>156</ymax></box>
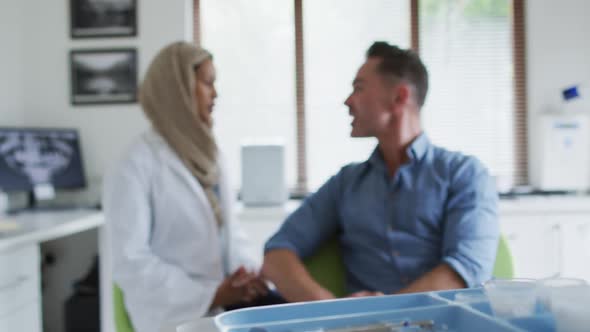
<box><xmin>139</xmin><ymin>41</ymin><xmax>223</xmax><ymax>226</ymax></box>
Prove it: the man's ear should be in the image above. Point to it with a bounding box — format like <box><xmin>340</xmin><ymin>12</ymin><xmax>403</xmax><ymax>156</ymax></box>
<box><xmin>388</xmin><ymin>83</ymin><xmax>410</xmax><ymax>115</ymax></box>
<box><xmin>394</xmin><ymin>83</ymin><xmax>411</xmax><ymax>106</ymax></box>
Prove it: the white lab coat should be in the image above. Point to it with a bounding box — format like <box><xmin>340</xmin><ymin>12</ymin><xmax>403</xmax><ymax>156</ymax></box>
<box><xmin>103</xmin><ymin>129</ymin><xmax>259</xmax><ymax>332</ymax></box>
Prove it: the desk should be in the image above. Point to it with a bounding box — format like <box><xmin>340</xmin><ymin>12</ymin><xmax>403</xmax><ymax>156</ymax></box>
<box><xmin>0</xmin><ymin>209</ymin><xmax>105</xmax><ymax>331</ymax></box>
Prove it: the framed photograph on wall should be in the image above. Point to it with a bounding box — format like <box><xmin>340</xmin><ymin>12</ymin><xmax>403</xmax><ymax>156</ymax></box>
<box><xmin>70</xmin><ymin>49</ymin><xmax>138</xmax><ymax>105</ymax></box>
<box><xmin>70</xmin><ymin>0</ymin><xmax>137</xmax><ymax>38</ymax></box>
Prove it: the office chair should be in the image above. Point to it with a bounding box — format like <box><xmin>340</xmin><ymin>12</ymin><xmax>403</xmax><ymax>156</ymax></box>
<box><xmin>113</xmin><ymin>284</ymin><xmax>134</xmax><ymax>332</ymax></box>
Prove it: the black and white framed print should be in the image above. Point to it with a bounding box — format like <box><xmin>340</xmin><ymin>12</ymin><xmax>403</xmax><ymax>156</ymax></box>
<box><xmin>70</xmin><ymin>49</ymin><xmax>138</xmax><ymax>105</ymax></box>
<box><xmin>70</xmin><ymin>0</ymin><xmax>137</xmax><ymax>38</ymax></box>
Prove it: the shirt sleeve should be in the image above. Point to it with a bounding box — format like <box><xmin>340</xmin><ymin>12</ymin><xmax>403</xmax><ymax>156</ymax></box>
<box><xmin>103</xmin><ymin>159</ymin><xmax>220</xmax><ymax>332</ymax></box>
<box><xmin>264</xmin><ymin>171</ymin><xmax>344</xmax><ymax>259</ymax></box>
<box><xmin>441</xmin><ymin>157</ymin><xmax>500</xmax><ymax>288</ymax></box>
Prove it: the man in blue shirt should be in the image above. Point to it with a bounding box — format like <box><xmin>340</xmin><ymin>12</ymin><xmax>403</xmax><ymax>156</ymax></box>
<box><xmin>262</xmin><ymin>42</ymin><xmax>499</xmax><ymax>302</ymax></box>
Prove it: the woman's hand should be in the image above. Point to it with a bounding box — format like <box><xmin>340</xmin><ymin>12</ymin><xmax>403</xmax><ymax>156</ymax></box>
<box><xmin>210</xmin><ymin>266</ymin><xmax>269</xmax><ymax>308</ymax></box>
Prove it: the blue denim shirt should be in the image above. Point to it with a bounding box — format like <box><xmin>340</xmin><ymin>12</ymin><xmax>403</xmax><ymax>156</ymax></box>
<box><xmin>265</xmin><ymin>134</ymin><xmax>499</xmax><ymax>294</ymax></box>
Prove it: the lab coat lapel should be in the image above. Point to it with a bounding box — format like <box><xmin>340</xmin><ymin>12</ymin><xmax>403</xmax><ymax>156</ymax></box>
<box><xmin>147</xmin><ymin>131</ymin><xmax>218</xmax><ymax>226</ymax></box>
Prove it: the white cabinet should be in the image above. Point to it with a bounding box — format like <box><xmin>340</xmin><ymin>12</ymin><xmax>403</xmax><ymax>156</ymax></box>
<box><xmin>501</xmin><ymin>217</ymin><xmax>561</xmax><ymax>279</ymax></box>
<box><xmin>500</xmin><ymin>197</ymin><xmax>590</xmax><ymax>282</ymax></box>
<box><xmin>0</xmin><ymin>301</ymin><xmax>42</xmax><ymax>331</ymax></box>
<box><xmin>236</xmin><ymin>202</ymin><xmax>296</xmax><ymax>258</ymax></box>
<box><xmin>560</xmin><ymin>218</ymin><xmax>590</xmax><ymax>280</ymax></box>
<box><xmin>0</xmin><ymin>244</ymin><xmax>41</xmax><ymax>332</ymax></box>
<box><xmin>0</xmin><ymin>211</ymin><xmax>103</xmax><ymax>332</ymax></box>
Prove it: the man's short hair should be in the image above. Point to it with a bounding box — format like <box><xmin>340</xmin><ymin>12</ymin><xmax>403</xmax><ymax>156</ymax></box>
<box><xmin>367</xmin><ymin>42</ymin><xmax>429</xmax><ymax>107</ymax></box>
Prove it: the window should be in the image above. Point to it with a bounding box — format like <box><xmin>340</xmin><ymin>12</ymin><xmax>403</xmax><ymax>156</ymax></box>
<box><xmin>418</xmin><ymin>0</ymin><xmax>517</xmax><ymax>187</ymax></box>
<box><xmin>197</xmin><ymin>0</ymin><xmax>526</xmax><ymax>194</ymax></box>
<box><xmin>304</xmin><ymin>0</ymin><xmax>410</xmax><ymax>190</ymax></box>
<box><xmin>201</xmin><ymin>0</ymin><xmax>296</xmax><ymax>191</ymax></box>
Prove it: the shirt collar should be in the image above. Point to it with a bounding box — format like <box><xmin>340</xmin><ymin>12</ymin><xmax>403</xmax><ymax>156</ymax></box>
<box><xmin>368</xmin><ymin>133</ymin><xmax>430</xmax><ymax>170</ymax></box>
<box><xmin>406</xmin><ymin>133</ymin><xmax>430</xmax><ymax>162</ymax></box>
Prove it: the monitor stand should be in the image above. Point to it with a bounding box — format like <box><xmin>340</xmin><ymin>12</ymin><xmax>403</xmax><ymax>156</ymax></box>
<box><xmin>7</xmin><ymin>191</ymin><xmax>48</xmax><ymax>214</ymax></box>
<box><xmin>6</xmin><ymin>191</ymin><xmax>43</xmax><ymax>214</ymax></box>
<box><xmin>8</xmin><ymin>191</ymin><xmax>81</xmax><ymax>214</ymax></box>
<box><xmin>27</xmin><ymin>191</ymin><xmax>39</xmax><ymax>210</ymax></box>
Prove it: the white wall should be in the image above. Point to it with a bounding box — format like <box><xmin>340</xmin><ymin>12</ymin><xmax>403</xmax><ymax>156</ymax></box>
<box><xmin>527</xmin><ymin>0</ymin><xmax>590</xmax><ymax>184</ymax></box>
<box><xmin>18</xmin><ymin>0</ymin><xmax>193</xmax><ymax>183</ymax></box>
<box><xmin>0</xmin><ymin>0</ymin><xmax>24</xmax><ymax>126</ymax></box>
<box><xmin>2</xmin><ymin>1</ymin><xmax>195</xmax><ymax>332</ymax></box>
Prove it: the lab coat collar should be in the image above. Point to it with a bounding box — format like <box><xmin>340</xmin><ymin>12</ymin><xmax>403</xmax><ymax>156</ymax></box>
<box><xmin>142</xmin><ymin>129</ymin><xmax>219</xmax><ymax>226</ymax></box>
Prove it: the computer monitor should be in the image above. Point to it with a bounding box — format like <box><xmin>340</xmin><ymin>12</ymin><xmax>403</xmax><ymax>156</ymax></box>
<box><xmin>0</xmin><ymin>127</ymin><xmax>87</xmax><ymax>209</ymax></box>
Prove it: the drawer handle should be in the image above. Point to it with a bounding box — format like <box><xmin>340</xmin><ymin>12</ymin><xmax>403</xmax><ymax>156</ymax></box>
<box><xmin>0</xmin><ymin>275</ymin><xmax>29</xmax><ymax>292</ymax></box>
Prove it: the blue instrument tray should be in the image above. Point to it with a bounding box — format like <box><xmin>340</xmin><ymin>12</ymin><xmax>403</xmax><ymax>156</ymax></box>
<box><xmin>215</xmin><ymin>288</ymin><xmax>556</xmax><ymax>332</ymax></box>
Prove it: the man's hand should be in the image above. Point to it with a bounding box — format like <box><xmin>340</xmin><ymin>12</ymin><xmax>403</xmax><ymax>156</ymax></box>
<box><xmin>210</xmin><ymin>266</ymin><xmax>269</xmax><ymax>308</ymax></box>
<box><xmin>347</xmin><ymin>290</ymin><xmax>384</xmax><ymax>298</ymax></box>
<box><xmin>396</xmin><ymin>263</ymin><xmax>466</xmax><ymax>294</ymax></box>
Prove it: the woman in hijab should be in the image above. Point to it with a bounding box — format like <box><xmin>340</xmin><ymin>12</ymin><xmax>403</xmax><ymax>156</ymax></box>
<box><xmin>103</xmin><ymin>41</ymin><xmax>268</xmax><ymax>332</ymax></box>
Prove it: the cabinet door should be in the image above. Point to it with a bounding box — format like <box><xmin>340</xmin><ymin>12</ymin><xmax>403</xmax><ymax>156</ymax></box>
<box><xmin>501</xmin><ymin>217</ymin><xmax>561</xmax><ymax>279</ymax></box>
<box><xmin>0</xmin><ymin>302</ymin><xmax>42</xmax><ymax>332</ymax></box>
<box><xmin>235</xmin><ymin>202</ymin><xmax>299</xmax><ymax>256</ymax></box>
<box><xmin>240</xmin><ymin>220</ymin><xmax>284</xmax><ymax>257</ymax></box>
<box><xmin>560</xmin><ymin>219</ymin><xmax>590</xmax><ymax>281</ymax></box>
<box><xmin>0</xmin><ymin>245</ymin><xmax>40</xmax><ymax>315</ymax></box>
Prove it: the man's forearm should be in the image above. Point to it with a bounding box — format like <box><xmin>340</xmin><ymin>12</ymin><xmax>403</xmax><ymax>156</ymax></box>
<box><xmin>395</xmin><ymin>263</ymin><xmax>466</xmax><ymax>294</ymax></box>
<box><xmin>261</xmin><ymin>249</ymin><xmax>335</xmax><ymax>302</ymax></box>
